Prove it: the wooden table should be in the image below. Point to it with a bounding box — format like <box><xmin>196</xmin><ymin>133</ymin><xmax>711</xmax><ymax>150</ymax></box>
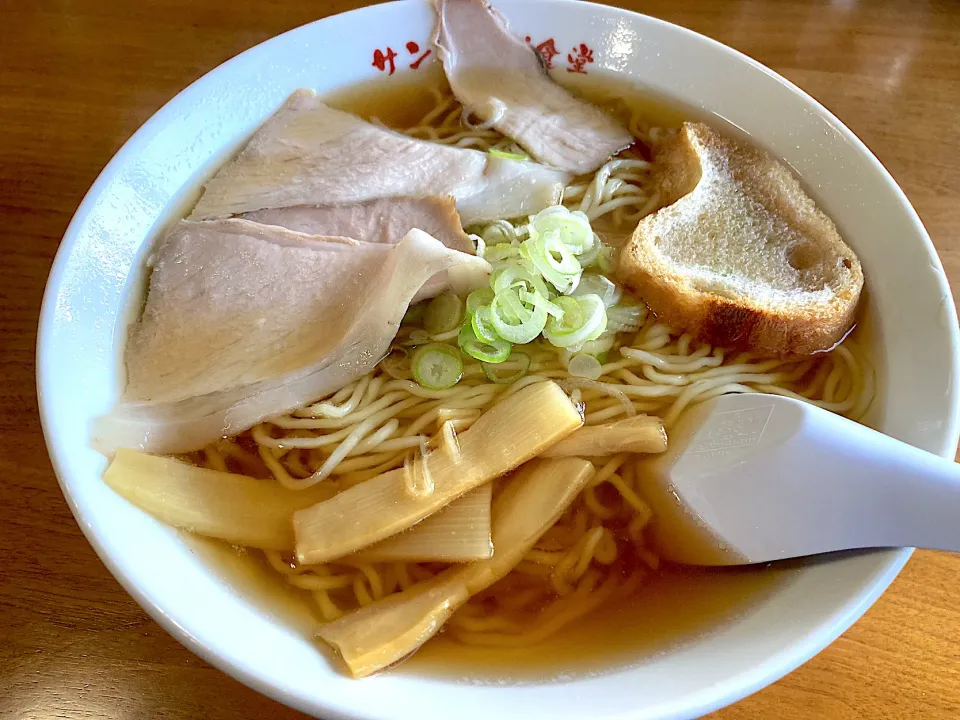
<box><xmin>2</xmin><ymin>0</ymin><xmax>959</xmax><ymax>717</ymax></box>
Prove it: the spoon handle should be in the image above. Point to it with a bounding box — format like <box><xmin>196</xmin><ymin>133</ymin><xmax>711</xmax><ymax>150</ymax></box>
<box><xmin>792</xmin><ymin>405</ymin><xmax>960</xmax><ymax>553</ymax></box>
<box><xmin>661</xmin><ymin>395</ymin><xmax>960</xmax><ymax>564</ymax></box>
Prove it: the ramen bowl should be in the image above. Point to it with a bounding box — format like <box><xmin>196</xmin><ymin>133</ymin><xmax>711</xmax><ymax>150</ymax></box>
<box><xmin>37</xmin><ymin>1</ymin><xmax>960</xmax><ymax>718</ymax></box>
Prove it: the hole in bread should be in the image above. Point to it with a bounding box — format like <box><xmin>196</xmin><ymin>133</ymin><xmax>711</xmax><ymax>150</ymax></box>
<box><xmin>786</xmin><ymin>242</ymin><xmax>822</xmax><ymax>272</ymax></box>
<box><xmin>841</xmin><ymin>257</ymin><xmax>853</xmax><ymax>270</ymax></box>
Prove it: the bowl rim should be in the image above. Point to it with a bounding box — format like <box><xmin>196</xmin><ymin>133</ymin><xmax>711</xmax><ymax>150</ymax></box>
<box><xmin>36</xmin><ymin>1</ymin><xmax>960</xmax><ymax>718</ymax></box>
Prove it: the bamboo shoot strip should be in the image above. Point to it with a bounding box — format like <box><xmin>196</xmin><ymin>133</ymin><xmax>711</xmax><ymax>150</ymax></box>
<box><xmin>103</xmin><ymin>450</ymin><xmax>336</xmax><ymax>551</ymax></box>
<box><xmin>317</xmin><ymin>457</ymin><xmax>595</xmax><ymax>677</ymax></box>
<box><xmin>541</xmin><ymin>415</ymin><xmax>667</xmax><ymax>457</ymax></box>
<box><xmin>353</xmin><ymin>484</ymin><xmax>493</xmax><ymax>562</ymax></box>
<box><xmin>294</xmin><ymin>381</ymin><xmax>582</xmax><ymax>564</ymax></box>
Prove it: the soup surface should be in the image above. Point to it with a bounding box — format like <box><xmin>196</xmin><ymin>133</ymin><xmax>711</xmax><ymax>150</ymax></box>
<box><xmin>175</xmin><ymin>66</ymin><xmax>875</xmax><ymax>682</ymax></box>
<box><xmin>191</xmin><ymin>533</ymin><xmax>798</xmax><ymax>682</ymax></box>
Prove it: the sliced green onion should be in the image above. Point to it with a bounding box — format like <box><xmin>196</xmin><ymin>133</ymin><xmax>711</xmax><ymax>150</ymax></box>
<box><xmin>606</xmin><ymin>301</ymin><xmax>646</xmax><ymax>333</ymax></box>
<box><xmin>490</xmin><ymin>288</ymin><xmax>547</xmax><ymax>344</ymax></box>
<box><xmin>482</xmin><ymin>352</ymin><xmax>531</xmax><ymax>384</ymax></box>
<box><xmin>488</xmin><ymin>148</ymin><xmax>528</xmax><ymax>161</ymax></box>
<box><xmin>520</xmin><ymin>230</ymin><xmax>582</xmax><ymax>294</ymax></box>
<box><xmin>471</xmin><ymin>305</ymin><xmax>499</xmax><ymax>343</ymax></box>
<box><xmin>546</xmin><ymin>296</ymin><xmax>583</xmax><ymax>331</ymax></box>
<box><xmin>491</xmin><ymin>261</ymin><xmax>550</xmax><ymax>299</ymax></box>
<box><xmin>465</xmin><ymin>288</ymin><xmax>495</xmax><ymax>315</ymax></box>
<box><xmin>423</xmin><ymin>291</ymin><xmax>464</xmax><ymax>336</ymax></box>
<box><xmin>522</xmin><ymin>289</ymin><xmax>565</xmax><ymax>319</ymax></box>
<box><xmin>481</xmin><ymin>220</ymin><xmax>518</xmax><ymax>246</ymax></box>
<box><xmin>454</xmin><ymin>205</ymin><xmax>628</xmax><ymax>359</ymax></box>
<box><xmin>483</xmin><ymin>244</ymin><xmax>523</xmax><ymax>265</ymax></box>
<box><xmin>530</xmin><ymin>206</ymin><xmax>594</xmax><ymax>255</ymax></box>
<box><xmin>543</xmin><ymin>294</ymin><xmax>607</xmax><ymax>348</ymax></box>
<box><xmin>577</xmin><ymin>336</ymin><xmax>616</xmax><ymax>357</ymax></box>
<box><xmin>574</xmin><ymin>240</ymin><xmax>598</xmax><ymax>268</ymax></box>
<box><xmin>430</xmin><ymin>327</ymin><xmax>462</xmax><ymax>342</ymax></box>
<box><xmin>380</xmin><ymin>347</ymin><xmax>412</xmax><ymax>380</ymax></box>
<box><xmin>402</xmin><ymin>301</ymin><xmax>427</xmax><ymax>325</ymax></box>
<box><xmin>598</xmin><ymin>245</ymin><xmax>617</xmax><ymax>274</ymax></box>
<box><xmin>458</xmin><ymin>323</ymin><xmax>512</xmax><ymax>364</ymax></box>
<box><xmin>573</xmin><ymin>274</ymin><xmax>621</xmax><ymax>307</ymax></box>
<box><xmin>411</xmin><ymin>343</ymin><xmax>463</xmax><ymax>390</ymax></box>
<box><xmin>568</xmin><ymin>353</ymin><xmax>603</xmax><ymax>380</ymax></box>
<box><xmin>499</xmin><ymin>287</ymin><xmax>533</xmax><ymax>323</ymax></box>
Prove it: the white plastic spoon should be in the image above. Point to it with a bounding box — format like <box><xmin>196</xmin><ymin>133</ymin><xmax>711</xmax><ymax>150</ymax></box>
<box><xmin>636</xmin><ymin>393</ymin><xmax>960</xmax><ymax>566</ymax></box>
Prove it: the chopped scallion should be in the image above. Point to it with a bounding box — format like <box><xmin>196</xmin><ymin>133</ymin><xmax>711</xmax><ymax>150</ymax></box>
<box><xmin>381</xmin><ymin>347</ymin><xmax>412</xmax><ymax>380</ymax></box>
<box><xmin>491</xmin><ymin>262</ymin><xmax>551</xmax><ymax>299</ymax></box>
<box><xmin>490</xmin><ymin>288</ymin><xmax>547</xmax><ymax>344</ymax></box>
<box><xmin>411</xmin><ymin>343</ymin><xmax>463</xmax><ymax>390</ymax></box>
<box><xmin>573</xmin><ymin>274</ymin><xmax>621</xmax><ymax>308</ymax></box>
<box><xmin>482</xmin><ymin>352</ymin><xmax>531</xmax><ymax>384</ymax></box>
<box><xmin>488</xmin><ymin>148</ymin><xmax>528</xmax><ymax>161</ymax></box>
<box><xmin>577</xmin><ymin>336</ymin><xmax>616</xmax><ymax>358</ymax></box>
<box><xmin>471</xmin><ymin>305</ymin><xmax>500</xmax><ymax>343</ymax></box>
<box><xmin>465</xmin><ymin>288</ymin><xmax>495</xmax><ymax>315</ymax></box>
<box><xmin>530</xmin><ymin>206</ymin><xmax>595</xmax><ymax>255</ymax></box>
<box><xmin>424</xmin><ymin>291</ymin><xmax>464</xmax><ymax>336</ymax></box>
<box><xmin>597</xmin><ymin>245</ymin><xmax>617</xmax><ymax>274</ymax></box>
<box><xmin>481</xmin><ymin>219</ymin><xmax>518</xmax><ymax>247</ymax></box>
<box><xmin>522</xmin><ymin>288</ymin><xmax>565</xmax><ymax>319</ymax></box>
<box><xmin>458</xmin><ymin>323</ymin><xmax>512</xmax><ymax>364</ymax></box>
<box><xmin>520</xmin><ymin>230</ymin><xmax>582</xmax><ymax>294</ymax></box>
<box><xmin>567</xmin><ymin>353</ymin><xmax>602</xmax><ymax>380</ymax></box>
<box><xmin>606</xmin><ymin>300</ymin><xmax>646</xmax><ymax>333</ymax></box>
<box><xmin>454</xmin><ymin>204</ymin><xmax>629</xmax><ymax>359</ymax></box>
<box><xmin>402</xmin><ymin>301</ymin><xmax>427</xmax><ymax>325</ymax></box>
<box><xmin>543</xmin><ymin>294</ymin><xmax>607</xmax><ymax>348</ymax></box>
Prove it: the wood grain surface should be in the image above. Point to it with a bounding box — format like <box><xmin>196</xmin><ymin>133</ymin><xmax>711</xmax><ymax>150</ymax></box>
<box><xmin>2</xmin><ymin>0</ymin><xmax>959</xmax><ymax>718</ymax></box>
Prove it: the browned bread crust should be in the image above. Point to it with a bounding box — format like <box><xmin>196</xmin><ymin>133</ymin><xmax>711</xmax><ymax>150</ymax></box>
<box><xmin>617</xmin><ymin>122</ymin><xmax>863</xmax><ymax>356</ymax></box>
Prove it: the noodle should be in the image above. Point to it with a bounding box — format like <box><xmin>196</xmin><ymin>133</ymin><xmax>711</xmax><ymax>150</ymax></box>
<box><xmin>191</xmin><ymin>85</ymin><xmax>875</xmax><ymax>650</ymax></box>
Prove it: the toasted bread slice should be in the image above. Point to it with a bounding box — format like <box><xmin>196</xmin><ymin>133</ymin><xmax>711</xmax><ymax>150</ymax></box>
<box><xmin>617</xmin><ymin>122</ymin><xmax>863</xmax><ymax>356</ymax></box>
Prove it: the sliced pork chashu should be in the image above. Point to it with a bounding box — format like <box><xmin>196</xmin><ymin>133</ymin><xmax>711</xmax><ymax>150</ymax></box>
<box><xmin>189</xmin><ymin>91</ymin><xmax>571</xmax><ymax>225</ymax></box>
<box><xmin>241</xmin><ymin>196</ymin><xmax>474</xmax><ymax>254</ymax></box>
<box><xmin>433</xmin><ymin>0</ymin><xmax>633</xmax><ymax>175</ymax></box>
<box><xmin>95</xmin><ymin>218</ymin><xmax>489</xmax><ymax>455</ymax></box>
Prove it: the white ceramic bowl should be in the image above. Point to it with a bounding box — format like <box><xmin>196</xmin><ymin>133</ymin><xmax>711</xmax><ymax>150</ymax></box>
<box><xmin>38</xmin><ymin>1</ymin><xmax>960</xmax><ymax>718</ymax></box>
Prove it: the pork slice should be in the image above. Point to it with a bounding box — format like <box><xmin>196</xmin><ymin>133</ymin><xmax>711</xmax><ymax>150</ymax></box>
<box><xmin>241</xmin><ymin>197</ymin><xmax>475</xmax><ymax>302</ymax></box>
<box><xmin>189</xmin><ymin>91</ymin><xmax>570</xmax><ymax>225</ymax></box>
<box><xmin>433</xmin><ymin>0</ymin><xmax>633</xmax><ymax>175</ymax></box>
<box><xmin>240</xmin><ymin>196</ymin><xmax>474</xmax><ymax>254</ymax></box>
<box><xmin>94</xmin><ymin>218</ymin><xmax>489</xmax><ymax>454</ymax></box>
